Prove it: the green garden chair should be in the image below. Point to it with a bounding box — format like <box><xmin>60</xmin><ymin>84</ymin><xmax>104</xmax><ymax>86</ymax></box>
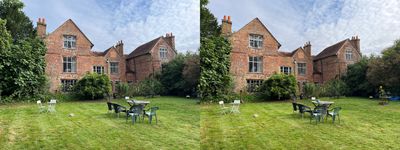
<box><xmin>143</xmin><ymin>107</ymin><xmax>159</xmax><ymax>124</ymax></box>
<box><xmin>297</xmin><ymin>104</ymin><xmax>313</xmax><ymax>118</ymax></box>
<box><xmin>292</xmin><ymin>102</ymin><xmax>298</xmax><ymax>113</ymax></box>
<box><xmin>327</xmin><ymin>107</ymin><xmax>342</xmax><ymax>123</ymax></box>
<box><xmin>310</xmin><ymin>107</ymin><xmax>323</xmax><ymax>124</ymax></box>
<box><xmin>112</xmin><ymin>103</ymin><xmax>127</xmax><ymax>118</ymax></box>
<box><xmin>126</xmin><ymin>105</ymin><xmax>144</xmax><ymax>125</ymax></box>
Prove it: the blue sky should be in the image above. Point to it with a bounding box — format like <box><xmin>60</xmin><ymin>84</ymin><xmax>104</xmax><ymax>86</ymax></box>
<box><xmin>209</xmin><ymin>0</ymin><xmax>400</xmax><ymax>56</ymax></box>
<box><xmin>22</xmin><ymin>0</ymin><xmax>200</xmax><ymax>54</ymax></box>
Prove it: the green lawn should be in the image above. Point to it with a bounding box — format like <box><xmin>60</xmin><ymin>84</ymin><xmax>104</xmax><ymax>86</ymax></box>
<box><xmin>201</xmin><ymin>97</ymin><xmax>400</xmax><ymax>149</ymax></box>
<box><xmin>0</xmin><ymin>96</ymin><xmax>199</xmax><ymax>149</ymax></box>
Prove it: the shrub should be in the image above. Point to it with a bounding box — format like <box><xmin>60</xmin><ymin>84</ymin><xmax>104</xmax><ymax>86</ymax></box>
<box><xmin>303</xmin><ymin>83</ymin><xmax>324</xmax><ymax>99</ymax></box>
<box><xmin>256</xmin><ymin>73</ymin><xmax>297</xmax><ymax>100</ymax></box>
<box><xmin>322</xmin><ymin>79</ymin><xmax>347</xmax><ymax>98</ymax></box>
<box><xmin>73</xmin><ymin>73</ymin><xmax>111</xmax><ymax>100</ymax></box>
<box><xmin>115</xmin><ymin>82</ymin><xmax>129</xmax><ymax>98</ymax></box>
<box><xmin>127</xmin><ymin>78</ymin><xmax>164</xmax><ymax>97</ymax></box>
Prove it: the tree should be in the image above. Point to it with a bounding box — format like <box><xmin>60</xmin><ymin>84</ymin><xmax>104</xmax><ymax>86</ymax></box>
<box><xmin>73</xmin><ymin>73</ymin><xmax>111</xmax><ymax>100</ymax></box>
<box><xmin>200</xmin><ymin>0</ymin><xmax>220</xmax><ymax>38</ymax></box>
<box><xmin>159</xmin><ymin>54</ymin><xmax>186</xmax><ymax>95</ymax></box>
<box><xmin>322</xmin><ymin>79</ymin><xmax>347</xmax><ymax>98</ymax></box>
<box><xmin>367</xmin><ymin>40</ymin><xmax>400</xmax><ymax>95</ymax></box>
<box><xmin>256</xmin><ymin>73</ymin><xmax>297</xmax><ymax>100</ymax></box>
<box><xmin>182</xmin><ymin>52</ymin><xmax>200</xmax><ymax>96</ymax></box>
<box><xmin>342</xmin><ymin>56</ymin><xmax>374</xmax><ymax>96</ymax></box>
<box><xmin>0</xmin><ymin>0</ymin><xmax>36</xmax><ymax>41</ymax></box>
<box><xmin>199</xmin><ymin>36</ymin><xmax>232</xmax><ymax>101</ymax></box>
<box><xmin>0</xmin><ymin>0</ymin><xmax>47</xmax><ymax>101</ymax></box>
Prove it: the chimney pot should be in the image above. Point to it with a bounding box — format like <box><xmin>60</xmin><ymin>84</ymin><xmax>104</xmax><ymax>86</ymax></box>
<box><xmin>228</xmin><ymin>16</ymin><xmax>231</xmax><ymax>22</ymax></box>
<box><xmin>43</xmin><ymin>18</ymin><xmax>45</xmax><ymax>24</ymax></box>
<box><xmin>223</xmin><ymin>15</ymin><xmax>226</xmax><ymax>21</ymax></box>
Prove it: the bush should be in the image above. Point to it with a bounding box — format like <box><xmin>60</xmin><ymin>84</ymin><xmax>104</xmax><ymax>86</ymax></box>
<box><xmin>322</xmin><ymin>79</ymin><xmax>347</xmax><ymax>98</ymax></box>
<box><xmin>303</xmin><ymin>83</ymin><xmax>324</xmax><ymax>99</ymax></box>
<box><xmin>115</xmin><ymin>82</ymin><xmax>129</xmax><ymax>98</ymax></box>
<box><xmin>73</xmin><ymin>73</ymin><xmax>111</xmax><ymax>100</ymax></box>
<box><xmin>127</xmin><ymin>78</ymin><xmax>164</xmax><ymax>97</ymax></box>
<box><xmin>256</xmin><ymin>73</ymin><xmax>297</xmax><ymax>100</ymax></box>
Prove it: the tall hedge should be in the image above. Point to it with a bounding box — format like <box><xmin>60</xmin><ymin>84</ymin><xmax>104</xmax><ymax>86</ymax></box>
<box><xmin>73</xmin><ymin>73</ymin><xmax>111</xmax><ymax>100</ymax></box>
<box><xmin>256</xmin><ymin>73</ymin><xmax>297</xmax><ymax>100</ymax></box>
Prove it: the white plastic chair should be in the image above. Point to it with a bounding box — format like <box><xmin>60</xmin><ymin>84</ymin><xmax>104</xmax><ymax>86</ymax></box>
<box><xmin>48</xmin><ymin>99</ymin><xmax>57</xmax><ymax>112</ymax></box>
<box><xmin>37</xmin><ymin>100</ymin><xmax>46</xmax><ymax>113</ymax></box>
<box><xmin>125</xmin><ymin>96</ymin><xmax>130</xmax><ymax>100</ymax></box>
<box><xmin>311</xmin><ymin>97</ymin><xmax>316</xmax><ymax>100</ymax></box>
<box><xmin>218</xmin><ymin>101</ymin><xmax>229</xmax><ymax>114</ymax></box>
<box><xmin>231</xmin><ymin>100</ymin><xmax>241</xmax><ymax>113</ymax></box>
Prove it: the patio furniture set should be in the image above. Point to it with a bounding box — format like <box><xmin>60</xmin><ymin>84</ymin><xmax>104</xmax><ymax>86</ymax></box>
<box><xmin>107</xmin><ymin>97</ymin><xmax>158</xmax><ymax>125</ymax></box>
<box><xmin>292</xmin><ymin>98</ymin><xmax>341</xmax><ymax>124</ymax></box>
<box><xmin>219</xmin><ymin>100</ymin><xmax>241</xmax><ymax>114</ymax></box>
<box><xmin>37</xmin><ymin>99</ymin><xmax>57</xmax><ymax>113</ymax></box>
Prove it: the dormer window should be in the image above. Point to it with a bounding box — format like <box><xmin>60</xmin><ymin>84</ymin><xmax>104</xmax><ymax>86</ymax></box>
<box><xmin>160</xmin><ymin>48</ymin><xmax>167</xmax><ymax>59</ymax></box>
<box><xmin>63</xmin><ymin>35</ymin><xmax>76</xmax><ymax>49</ymax></box>
<box><xmin>249</xmin><ymin>34</ymin><xmax>263</xmax><ymax>48</ymax></box>
<box><xmin>345</xmin><ymin>49</ymin><xmax>353</xmax><ymax>60</ymax></box>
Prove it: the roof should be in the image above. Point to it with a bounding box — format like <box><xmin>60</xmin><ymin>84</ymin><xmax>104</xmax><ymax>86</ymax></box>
<box><xmin>314</xmin><ymin>39</ymin><xmax>348</xmax><ymax>60</ymax></box>
<box><xmin>236</xmin><ymin>18</ymin><xmax>281</xmax><ymax>48</ymax></box>
<box><xmin>127</xmin><ymin>36</ymin><xmax>162</xmax><ymax>59</ymax></box>
<box><xmin>51</xmin><ymin>19</ymin><xmax>94</xmax><ymax>48</ymax></box>
<box><xmin>278</xmin><ymin>47</ymin><xmax>302</xmax><ymax>57</ymax></box>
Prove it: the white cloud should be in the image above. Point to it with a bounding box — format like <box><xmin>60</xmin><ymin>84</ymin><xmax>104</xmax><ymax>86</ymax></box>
<box><xmin>21</xmin><ymin>0</ymin><xmax>199</xmax><ymax>54</ymax></box>
<box><xmin>209</xmin><ymin>0</ymin><xmax>400</xmax><ymax>56</ymax></box>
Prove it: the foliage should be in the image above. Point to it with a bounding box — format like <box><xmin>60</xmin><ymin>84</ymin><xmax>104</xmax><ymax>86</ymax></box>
<box><xmin>115</xmin><ymin>82</ymin><xmax>129</xmax><ymax>98</ymax></box>
<box><xmin>73</xmin><ymin>73</ymin><xmax>111</xmax><ymax>100</ymax></box>
<box><xmin>158</xmin><ymin>52</ymin><xmax>199</xmax><ymax>96</ymax></box>
<box><xmin>256</xmin><ymin>73</ymin><xmax>297</xmax><ymax>100</ymax></box>
<box><xmin>129</xmin><ymin>78</ymin><xmax>164</xmax><ymax>97</ymax></box>
<box><xmin>0</xmin><ymin>18</ymin><xmax>47</xmax><ymax>101</ymax></box>
<box><xmin>367</xmin><ymin>40</ymin><xmax>400</xmax><ymax>95</ymax></box>
<box><xmin>303</xmin><ymin>83</ymin><xmax>319</xmax><ymax>99</ymax></box>
<box><xmin>322</xmin><ymin>79</ymin><xmax>347</xmax><ymax>98</ymax></box>
<box><xmin>0</xmin><ymin>0</ymin><xmax>36</xmax><ymax>41</ymax></box>
<box><xmin>200</xmin><ymin>0</ymin><xmax>220</xmax><ymax>38</ymax></box>
<box><xmin>341</xmin><ymin>56</ymin><xmax>374</xmax><ymax>96</ymax></box>
<box><xmin>199</xmin><ymin>36</ymin><xmax>232</xmax><ymax>101</ymax></box>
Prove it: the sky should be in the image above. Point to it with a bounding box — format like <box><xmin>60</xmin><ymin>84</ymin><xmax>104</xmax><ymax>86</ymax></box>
<box><xmin>21</xmin><ymin>0</ymin><xmax>200</xmax><ymax>54</ymax></box>
<box><xmin>209</xmin><ymin>0</ymin><xmax>400</xmax><ymax>56</ymax></box>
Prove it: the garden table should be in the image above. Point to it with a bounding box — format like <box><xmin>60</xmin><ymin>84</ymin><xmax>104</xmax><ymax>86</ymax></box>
<box><xmin>127</xmin><ymin>100</ymin><xmax>150</xmax><ymax>107</ymax></box>
<box><xmin>312</xmin><ymin>100</ymin><xmax>334</xmax><ymax>122</ymax></box>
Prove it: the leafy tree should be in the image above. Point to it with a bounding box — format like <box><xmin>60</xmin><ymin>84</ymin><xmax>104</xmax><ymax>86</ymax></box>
<box><xmin>199</xmin><ymin>36</ymin><xmax>232</xmax><ymax>101</ymax></box>
<box><xmin>138</xmin><ymin>77</ymin><xmax>164</xmax><ymax>97</ymax></box>
<box><xmin>303</xmin><ymin>83</ymin><xmax>317</xmax><ymax>99</ymax></box>
<box><xmin>367</xmin><ymin>40</ymin><xmax>400</xmax><ymax>95</ymax></box>
<box><xmin>200</xmin><ymin>0</ymin><xmax>220</xmax><ymax>38</ymax></box>
<box><xmin>342</xmin><ymin>56</ymin><xmax>374</xmax><ymax>96</ymax></box>
<box><xmin>182</xmin><ymin>52</ymin><xmax>200</xmax><ymax>96</ymax></box>
<box><xmin>73</xmin><ymin>73</ymin><xmax>111</xmax><ymax>100</ymax></box>
<box><xmin>256</xmin><ymin>73</ymin><xmax>297</xmax><ymax>100</ymax></box>
<box><xmin>115</xmin><ymin>82</ymin><xmax>129</xmax><ymax>98</ymax></box>
<box><xmin>0</xmin><ymin>0</ymin><xmax>36</xmax><ymax>41</ymax></box>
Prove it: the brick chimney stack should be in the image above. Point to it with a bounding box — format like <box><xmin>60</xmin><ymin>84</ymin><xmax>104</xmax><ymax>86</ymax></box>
<box><xmin>303</xmin><ymin>41</ymin><xmax>311</xmax><ymax>56</ymax></box>
<box><xmin>221</xmin><ymin>15</ymin><xmax>232</xmax><ymax>36</ymax></box>
<box><xmin>115</xmin><ymin>40</ymin><xmax>124</xmax><ymax>55</ymax></box>
<box><xmin>350</xmin><ymin>36</ymin><xmax>360</xmax><ymax>53</ymax></box>
<box><xmin>36</xmin><ymin>18</ymin><xmax>46</xmax><ymax>38</ymax></box>
<box><xmin>165</xmin><ymin>32</ymin><xmax>175</xmax><ymax>50</ymax></box>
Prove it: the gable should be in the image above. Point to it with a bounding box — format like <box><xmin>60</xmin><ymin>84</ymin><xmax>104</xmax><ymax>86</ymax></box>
<box><xmin>235</xmin><ymin>18</ymin><xmax>281</xmax><ymax>48</ymax></box>
<box><xmin>50</xmin><ymin>19</ymin><xmax>94</xmax><ymax>48</ymax></box>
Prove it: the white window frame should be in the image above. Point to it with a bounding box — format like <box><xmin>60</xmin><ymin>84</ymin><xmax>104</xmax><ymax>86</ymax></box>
<box><xmin>249</xmin><ymin>56</ymin><xmax>262</xmax><ymax>73</ymax></box>
<box><xmin>93</xmin><ymin>66</ymin><xmax>104</xmax><ymax>74</ymax></box>
<box><xmin>280</xmin><ymin>66</ymin><xmax>292</xmax><ymax>75</ymax></box>
<box><xmin>345</xmin><ymin>49</ymin><xmax>353</xmax><ymax>60</ymax></box>
<box><xmin>110</xmin><ymin>62</ymin><xmax>119</xmax><ymax>74</ymax></box>
<box><xmin>249</xmin><ymin>34</ymin><xmax>263</xmax><ymax>48</ymax></box>
<box><xmin>63</xmin><ymin>35</ymin><xmax>76</xmax><ymax>49</ymax></box>
<box><xmin>63</xmin><ymin>56</ymin><xmax>76</xmax><ymax>73</ymax></box>
<box><xmin>297</xmin><ymin>63</ymin><xmax>306</xmax><ymax>76</ymax></box>
<box><xmin>160</xmin><ymin>48</ymin><xmax>167</xmax><ymax>59</ymax></box>
<box><xmin>247</xmin><ymin>79</ymin><xmax>263</xmax><ymax>92</ymax></box>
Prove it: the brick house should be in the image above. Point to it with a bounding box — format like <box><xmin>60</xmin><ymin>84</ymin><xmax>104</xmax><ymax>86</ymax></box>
<box><xmin>126</xmin><ymin>33</ymin><xmax>177</xmax><ymax>83</ymax></box>
<box><xmin>37</xmin><ymin>18</ymin><xmax>176</xmax><ymax>92</ymax></box>
<box><xmin>313</xmin><ymin>36</ymin><xmax>362</xmax><ymax>84</ymax></box>
<box><xmin>221</xmin><ymin>16</ymin><xmax>361</xmax><ymax>92</ymax></box>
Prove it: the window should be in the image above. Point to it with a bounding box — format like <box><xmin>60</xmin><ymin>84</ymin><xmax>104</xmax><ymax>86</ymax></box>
<box><xmin>280</xmin><ymin>66</ymin><xmax>292</xmax><ymax>75</ymax></box>
<box><xmin>93</xmin><ymin>66</ymin><xmax>104</xmax><ymax>74</ymax></box>
<box><xmin>247</xmin><ymin>79</ymin><xmax>263</xmax><ymax>92</ymax></box>
<box><xmin>249</xmin><ymin>56</ymin><xmax>262</xmax><ymax>73</ymax></box>
<box><xmin>63</xmin><ymin>35</ymin><xmax>76</xmax><ymax>49</ymax></box>
<box><xmin>345</xmin><ymin>49</ymin><xmax>353</xmax><ymax>60</ymax></box>
<box><xmin>297</xmin><ymin>63</ymin><xmax>306</xmax><ymax>75</ymax></box>
<box><xmin>110</xmin><ymin>62</ymin><xmax>119</xmax><ymax>74</ymax></box>
<box><xmin>249</xmin><ymin>34</ymin><xmax>263</xmax><ymax>48</ymax></box>
<box><xmin>160</xmin><ymin>48</ymin><xmax>167</xmax><ymax>59</ymax></box>
<box><xmin>61</xmin><ymin>79</ymin><xmax>77</xmax><ymax>92</ymax></box>
<box><xmin>63</xmin><ymin>56</ymin><xmax>76</xmax><ymax>73</ymax></box>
